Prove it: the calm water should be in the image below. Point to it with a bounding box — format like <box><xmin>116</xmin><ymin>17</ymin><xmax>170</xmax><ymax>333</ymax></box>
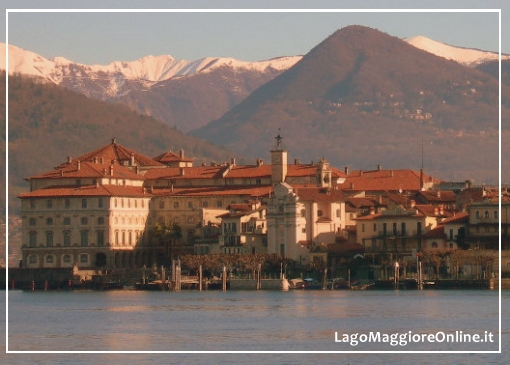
<box><xmin>1</xmin><ymin>289</ymin><xmax>509</xmax><ymax>364</ymax></box>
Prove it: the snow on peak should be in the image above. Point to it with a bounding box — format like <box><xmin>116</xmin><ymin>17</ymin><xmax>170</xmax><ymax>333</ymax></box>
<box><xmin>404</xmin><ymin>36</ymin><xmax>510</xmax><ymax>66</ymax></box>
<box><xmin>0</xmin><ymin>42</ymin><xmax>302</xmax><ymax>84</ymax></box>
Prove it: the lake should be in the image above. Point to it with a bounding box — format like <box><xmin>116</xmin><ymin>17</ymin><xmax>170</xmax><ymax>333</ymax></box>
<box><xmin>2</xmin><ymin>289</ymin><xmax>509</xmax><ymax>364</ymax></box>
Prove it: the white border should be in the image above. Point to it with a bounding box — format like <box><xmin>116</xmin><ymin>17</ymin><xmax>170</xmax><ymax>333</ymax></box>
<box><xmin>5</xmin><ymin>8</ymin><xmax>503</xmax><ymax>355</ymax></box>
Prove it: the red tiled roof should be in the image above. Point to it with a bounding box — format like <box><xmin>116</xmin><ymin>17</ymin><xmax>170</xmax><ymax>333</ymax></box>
<box><xmin>153</xmin><ymin>151</ymin><xmax>193</xmax><ymax>163</ymax></box>
<box><xmin>151</xmin><ymin>185</ymin><xmax>273</xmax><ymax>198</ymax></box>
<box><xmin>144</xmin><ymin>166</ymin><xmax>228</xmax><ymax>180</ymax></box>
<box><xmin>225</xmin><ymin>165</ymin><xmax>272</xmax><ymax>179</ymax></box>
<box><xmin>346</xmin><ymin>197</ymin><xmax>379</xmax><ymax>209</ymax></box>
<box><xmin>286</xmin><ymin>164</ymin><xmax>346</xmax><ymax>179</ymax></box>
<box><xmin>27</xmin><ymin>161</ymin><xmax>145</xmax><ymax>181</ymax></box>
<box><xmin>341</xmin><ymin>169</ymin><xmax>437</xmax><ymax>191</ymax></box>
<box><xmin>69</xmin><ymin>139</ymin><xmax>163</xmax><ymax>167</ymax></box>
<box><xmin>418</xmin><ymin>190</ymin><xmax>457</xmax><ymax>203</ymax></box>
<box><xmin>295</xmin><ymin>187</ymin><xmax>346</xmax><ymax>202</ymax></box>
<box><xmin>18</xmin><ymin>184</ymin><xmax>151</xmax><ymax>198</ymax></box>
<box><xmin>440</xmin><ymin>211</ymin><xmax>469</xmax><ymax>224</ymax></box>
<box><xmin>414</xmin><ymin>204</ymin><xmax>452</xmax><ymax>218</ymax></box>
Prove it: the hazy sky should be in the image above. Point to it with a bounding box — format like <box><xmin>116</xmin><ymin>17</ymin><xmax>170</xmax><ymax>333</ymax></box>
<box><xmin>2</xmin><ymin>1</ymin><xmax>508</xmax><ymax>65</ymax></box>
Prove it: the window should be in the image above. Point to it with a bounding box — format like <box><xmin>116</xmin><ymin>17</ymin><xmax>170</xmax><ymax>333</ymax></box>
<box><xmin>81</xmin><ymin>199</ymin><xmax>87</xmax><ymax>209</ymax></box>
<box><xmin>159</xmin><ymin>200</ymin><xmax>164</xmax><ymax>209</ymax></box>
<box><xmin>188</xmin><ymin>201</ymin><xmax>193</xmax><ymax>209</ymax></box>
<box><xmin>29</xmin><ymin>231</ymin><xmax>37</xmax><ymax>247</ymax></box>
<box><xmin>80</xmin><ymin>254</ymin><xmax>88</xmax><ymax>264</ymax></box>
<box><xmin>256</xmin><ymin>178</ymin><xmax>262</xmax><ymax>185</ymax></box>
<box><xmin>301</xmin><ymin>209</ymin><xmax>306</xmax><ymax>217</ymax></box>
<box><xmin>431</xmin><ymin>241</ymin><xmax>438</xmax><ymax>248</ymax></box>
<box><xmin>188</xmin><ymin>217</ymin><xmax>195</xmax><ymax>224</ymax></box>
<box><xmin>46</xmin><ymin>255</ymin><xmax>54</xmax><ymax>263</ymax></box>
<box><xmin>373</xmin><ymin>223</ymin><xmax>377</xmax><ymax>232</ymax></box>
<box><xmin>97</xmin><ymin>230</ymin><xmax>105</xmax><ymax>247</ymax></box>
<box><xmin>449</xmin><ymin>229</ymin><xmax>454</xmax><ymax>241</ymax></box>
<box><xmin>317</xmin><ymin>210</ymin><xmax>323</xmax><ymax>217</ymax></box>
<box><xmin>202</xmin><ymin>201</ymin><xmax>209</xmax><ymax>208</ymax></box>
<box><xmin>242</xmin><ymin>223</ymin><xmax>248</xmax><ymax>233</ymax></box>
<box><xmin>29</xmin><ymin>255</ymin><xmax>37</xmax><ymax>264</ymax></box>
<box><xmin>63</xmin><ymin>217</ymin><xmax>71</xmax><ymax>225</ymax></box>
<box><xmin>45</xmin><ymin>231</ymin><xmax>53</xmax><ymax>247</ymax></box>
<box><xmin>115</xmin><ymin>231</ymin><xmax>119</xmax><ymax>246</ymax></box>
<box><xmin>63</xmin><ymin>231</ymin><xmax>71</xmax><ymax>247</ymax></box>
<box><xmin>46</xmin><ymin>217</ymin><xmax>53</xmax><ymax>225</ymax></box>
<box><xmin>98</xmin><ymin>197</ymin><xmax>104</xmax><ymax>208</ymax></box>
<box><xmin>494</xmin><ymin>211</ymin><xmax>498</xmax><ymax>220</ymax></box>
<box><xmin>30</xmin><ymin>200</ymin><xmax>36</xmax><ymax>209</ymax></box>
<box><xmin>362</xmin><ymin>224</ymin><xmax>365</xmax><ymax>233</ymax></box>
<box><xmin>128</xmin><ymin>231</ymin><xmax>133</xmax><ymax>246</ymax></box>
<box><xmin>65</xmin><ymin>199</ymin><xmax>70</xmax><ymax>209</ymax></box>
<box><xmin>475</xmin><ymin>211</ymin><xmax>480</xmax><ymax>219</ymax></box>
<box><xmin>392</xmin><ymin>223</ymin><xmax>397</xmax><ymax>236</ymax></box>
<box><xmin>63</xmin><ymin>254</ymin><xmax>72</xmax><ymax>264</ymax></box>
<box><xmin>80</xmin><ymin>230</ymin><xmax>89</xmax><ymax>247</ymax></box>
<box><xmin>122</xmin><ymin>231</ymin><xmax>126</xmax><ymax>245</ymax></box>
<box><xmin>231</xmin><ymin>223</ymin><xmax>237</xmax><ymax>233</ymax></box>
<box><xmin>302</xmin><ymin>228</ymin><xmax>306</xmax><ymax>233</ymax></box>
<box><xmin>29</xmin><ymin>218</ymin><xmax>36</xmax><ymax>226</ymax></box>
<box><xmin>174</xmin><ymin>202</ymin><xmax>180</xmax><ymax>209</ymax></box>
<box><xmin>81</xmin><ymin>217</ymin><xmax>88</xmax><ymax>225</ymax></box>
<box><xmin>46</xmin><ymin>200</ymin><xmax>52</xmax><ymax>209</ymax></box>
<box><xmin>401</xmin><ymin>223</ymin><xmax>406</xmax><ymax>236</ymax></box>
<box><xmin>484</xmin><ymin>211</ymin><xmax>489</xmax><ymax>219</ymax></box>
<box><xmin>336</xmin><ymin>209</ymin><xmax>341</xmax><ymax>218</ymax></box>
<box><xmin>216</xmin><ymin>200</ymin><xmax>223</xmax><ymax>208</ymax></box>
<box><xmin>134</xmin><ymin>200</ymin><xmax>138</xmax><ymax>208</ymax></box>
<box><xmin>98</xmin><ymin>217</ymin><xmax>105</xmax><ymax>225</ymax></box>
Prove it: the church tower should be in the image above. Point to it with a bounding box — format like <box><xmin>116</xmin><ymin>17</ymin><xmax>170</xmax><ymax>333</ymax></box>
<box><xmin>271</xmin><ymin>130</ymin><xmax>288</xmax><ymax>184</ymax></box>
<box><xmin>316</xmin><ymin>157</ymin><xmax>332</xmax><ymax>188</ymax></box>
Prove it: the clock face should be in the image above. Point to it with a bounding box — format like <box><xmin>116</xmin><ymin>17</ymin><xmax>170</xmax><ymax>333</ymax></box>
<box><xmin>274</xmin><ymin>156</ymin><xmax>279</xmax><ymax>163</ymax></box>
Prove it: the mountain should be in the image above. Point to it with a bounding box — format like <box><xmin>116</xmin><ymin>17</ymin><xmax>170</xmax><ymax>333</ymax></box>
<box><xmin>2</xmin><ymin>36</ymin><xmax>504</xmax><ymax>133</ymax></box>
<box><xmin>1</xmin><ymin>43</ymin><xmax>300</xmax><ymax>132</ymax></box>
<box><xmin>5</xmin><ymin>72</ymin><xmax>241</xmax><ymax>215</ymax></box>
<box><xmin>405</xmin><ymin>36</ymin><xmax>510</xmax><ymax>67</ymax></box>
<box><xmin>192</xmin><ymin>25</ymin><xmax>509</xmax><ymax>184</ymax></box>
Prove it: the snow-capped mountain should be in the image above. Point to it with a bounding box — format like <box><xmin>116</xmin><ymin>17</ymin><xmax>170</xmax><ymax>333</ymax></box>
<box><xmin>404</xmin><ymin>35</ymin><xmax>510</xmax><ymax>66</ymax></box>
<box><xmin>0</xmin><ymin>42</ymin><xmax>300</xmax><ymax>92</ymax></box>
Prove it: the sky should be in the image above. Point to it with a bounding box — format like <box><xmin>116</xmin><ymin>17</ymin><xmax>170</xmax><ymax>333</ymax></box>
<box><xmin>1</xmin><ymin>0</ymin><xmax>508</xmax><ymax>65</ymax></box>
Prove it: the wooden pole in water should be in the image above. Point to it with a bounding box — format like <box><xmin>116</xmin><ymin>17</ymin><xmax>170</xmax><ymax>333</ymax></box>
<box><xmin>199</xmin><ymin>265</ymin><xmax>203</xmax><ymax>292</ymax></box>
<box><xmin>222</xmin><ymin>266</ymin><xmax>227</xmax><ymax>292</ymax></box>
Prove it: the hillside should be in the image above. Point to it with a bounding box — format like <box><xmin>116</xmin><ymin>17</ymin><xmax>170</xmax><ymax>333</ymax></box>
<box><xmin>192</xmin><ymin>26</ymin><xmax>509</xmax><ymax>184</ymax></box>
<box><xmin>6</xmin><ymin>72</ymin><xmax>239</xmax><ymax>214</ymax></box>
<box><xmin>476</xmin><ymin>59</ymin><xmax>510</xmax><ymax>87</ymax></box>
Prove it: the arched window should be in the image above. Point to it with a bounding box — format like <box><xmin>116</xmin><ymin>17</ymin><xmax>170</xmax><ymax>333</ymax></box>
<box><xmin>431</xmin><ymin>241</ymin><xmax>438</xmax><ymax>248</ymax></box>
<box><xmin>484</xmin><ymin>210</ymin><xmax>489</xmax><ymax>219</ymax></box>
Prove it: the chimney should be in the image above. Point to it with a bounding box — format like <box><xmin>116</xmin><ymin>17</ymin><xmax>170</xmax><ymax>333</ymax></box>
<box><xmin>77</xmin><ymin>161</ymin><xmax>81</xmax><ymax>171</ymax></box>
<box><xmin>231</xmin><ymin>157</ymin><xmax>236</xmax><ymax>166</ymax></box>
<box><xmin>370</xmin><ymin>206</ymin><xmax>375</xmax><ymax>215</ymax></box>
<box><xmin>67</xmin><ymin>156</ymin><xmax>73</xmax><ymax>164</ymax></box>
<box><xmin>110</xmin><ymin>165</ymin><xmax>114</xmax><ymax>176</ymax></box>
<box><xmin>180</xmin><ymin>168</ymin><xmax>185</xmax><ymax>176</ymax></box>
<box><xmin>111</xmin><ymin>138</ymin><xmax>117</xmax><ymax>144</ymax></box>
<box><xmin>256</xmin><ymin>158</ymin><xmax>263</xmax><ymax>167</ymax></box>
<box><xmin>409</xmin><ymin>199</ymin><xmax>416</xmax><ymax>208</ymax></box>
<box><xmin>436</xmin><ymin>191</ymin><xmax>441</xmax><ymax>198</ymax></box>
<box><xmin>103</xmin><ymin>168</ymin><xmax>107</xmax><ymax>176</ymax></box>
<box><xmin>130</xmin><ymin>153</ymin><xmax>135</xmax><ymax>166</ymax></box>
<box><xmin>350</xmin><ymin>182</ymin><xmax>355</xmax><ymax>189</ymax></box>
<box><xmin>434</xmin><ymin>207</ymin><xmax>438</xmax><ymax>215</ymax></box>
<box><xmin>93</xmin><ymin>157</ymin><xmax>98</xmax><ymax>164</ymax></box>
<box><xmin>360</xmin><ymin>170</ymin><xmax>363</xmax><ymax>176</ymax></box>
<box><xmin>179</xmin><ymin>149</ymin><xmax>184</xmax><ymax>159</ymax></box>
<box><xmin>439</xmin><ymin>204</ymin><xmax>444</xmax><ymax>215</ymax></box>
<box><xmin>100</xmin><ymin>157</ymin><xmax>104</xmax><ymax>164</ymax></box>
<box><xmin>389</xmin><ymin>170</ymin><xmax>393</xmax><ymax>177</ymax></box>
<box><xmin>344</xmin><ymin>166</ymin><xmax>349</xmax><ymax>174</ymax></box>
<box><xmin>294</xmin><ymin>158</ymin><xmax>300</xmax><ymax>165</ymax></box>
<box><xmin>60</xmin><ymin>170</ymin><xmax>64</xmax><ymax>177</ymax></box>
<box><xmin>377</xmin><ymin>164</ymin><xmax>382</xmax><ymax>171</ymax></box>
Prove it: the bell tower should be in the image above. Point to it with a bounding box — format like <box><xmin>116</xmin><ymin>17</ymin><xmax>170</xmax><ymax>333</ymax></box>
<box><xmin>316</xmin><ymin>157</ymin><xmax>332</xmax><ymax>188</ymax></box>
<box><xmin>271</xmin><ymin>129</ymin><xmax>288</xmax><ymax>184</ymax></box>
